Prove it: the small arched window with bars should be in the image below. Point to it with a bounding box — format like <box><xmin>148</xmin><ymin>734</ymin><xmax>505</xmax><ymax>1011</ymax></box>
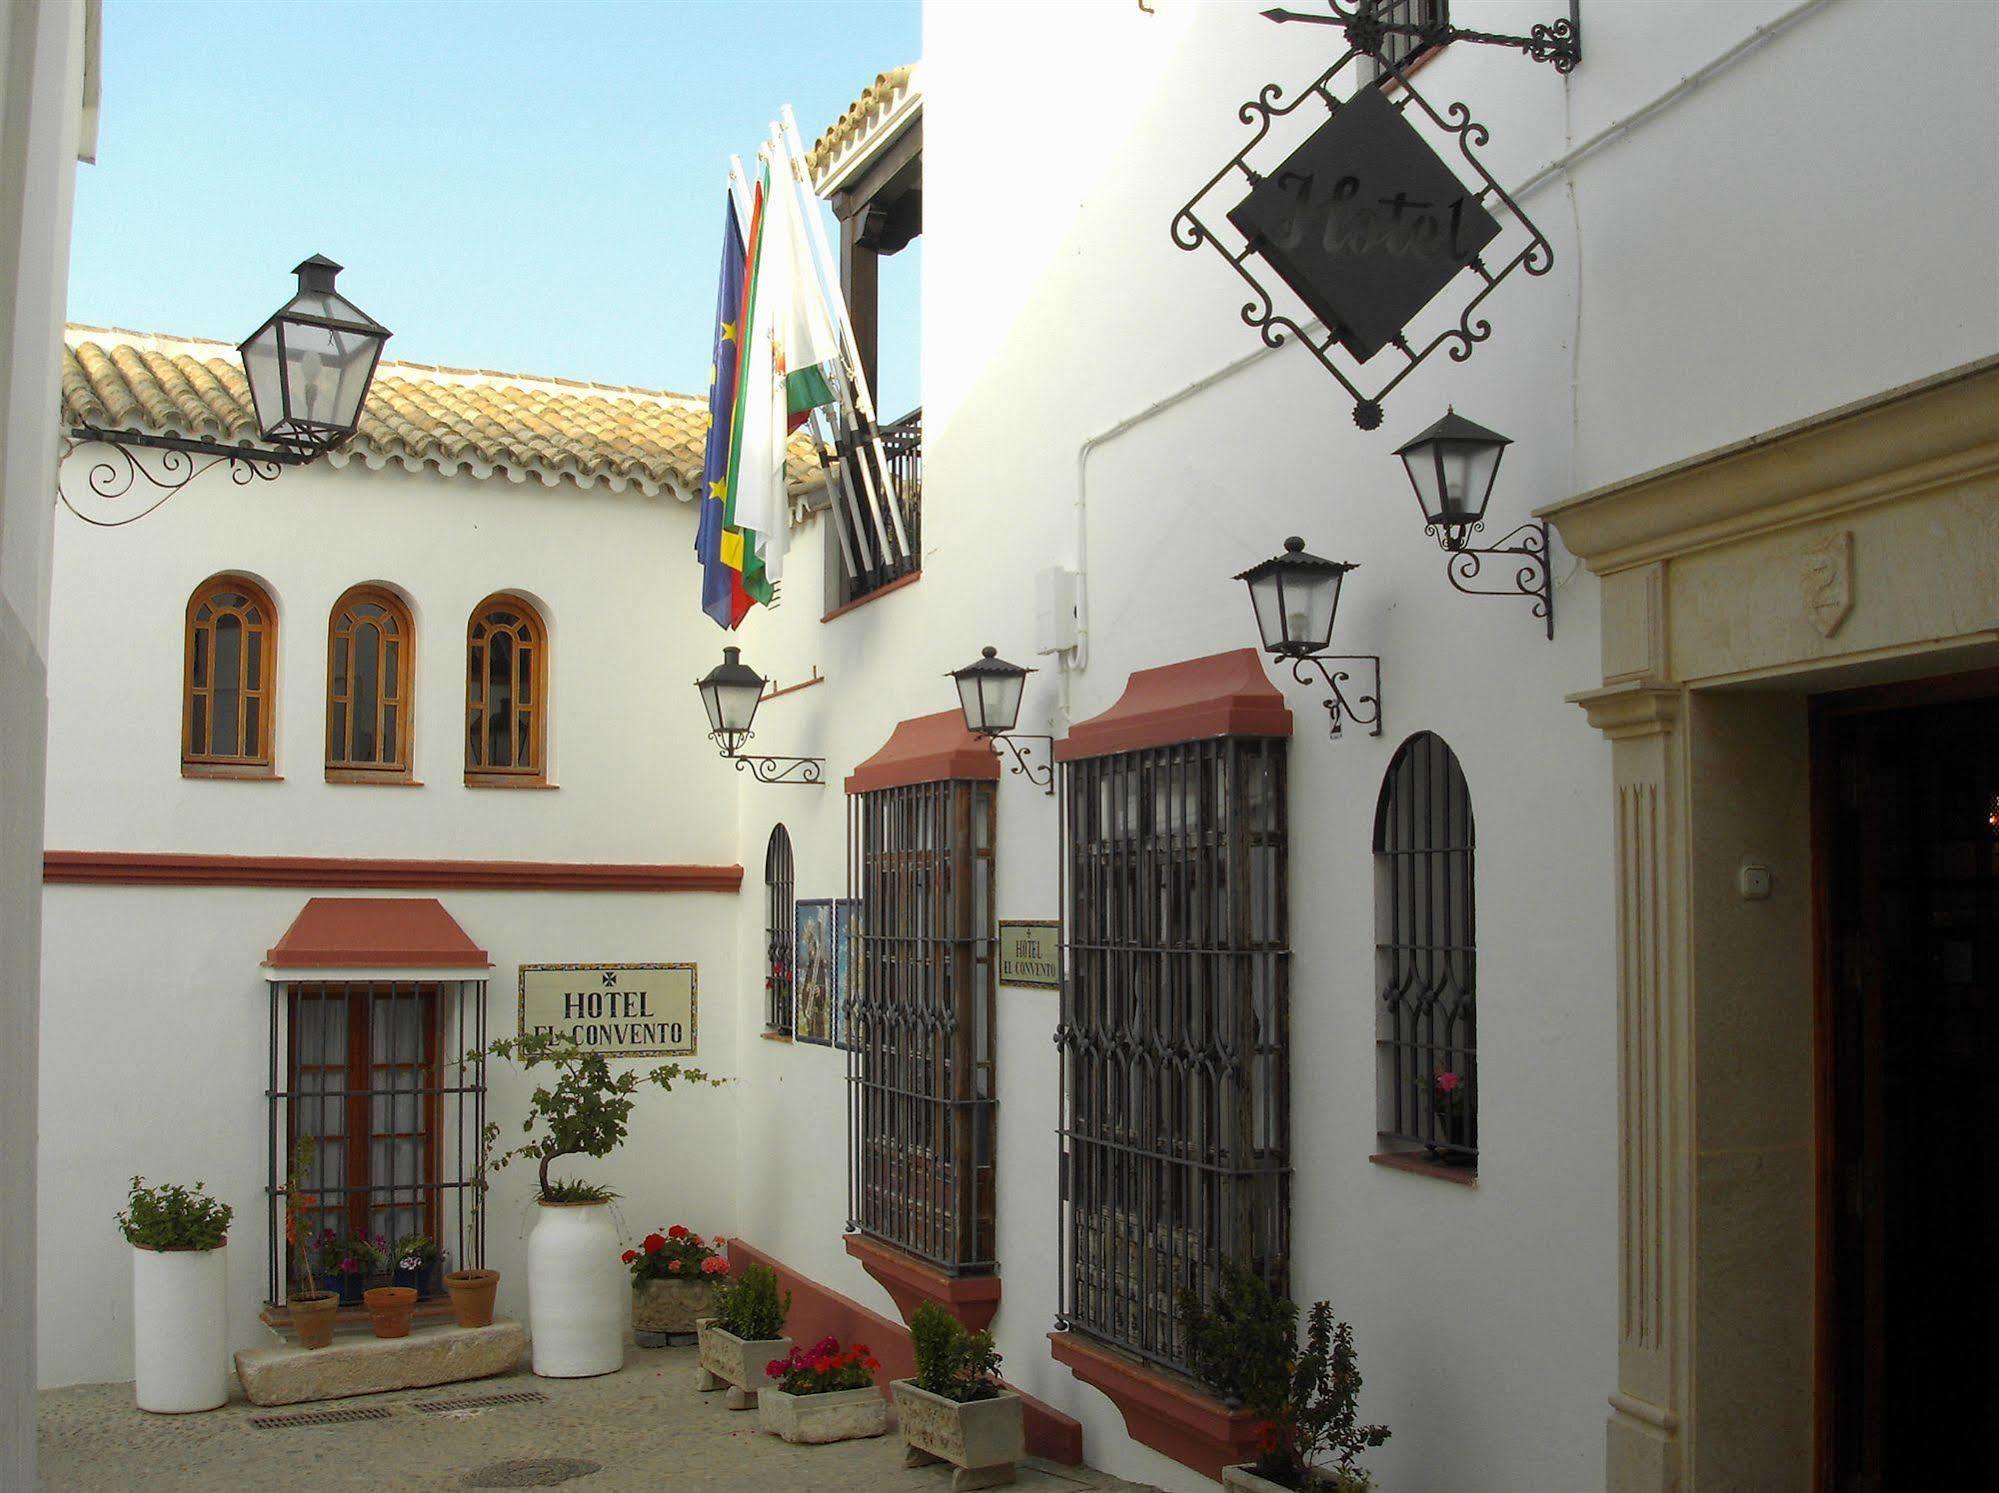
<box><xmin>1374</xmin><ymin>730</ymin><xmax>1477</xmax><ymax>1167</ymax></box>
<box><xmin>465</xmin><ymin>594</ymin><xmax>547</xmax><ymax>783</ymax></box>
<box><xmin>327</xmin><ymin>585</ymin><xmax>414</xmax><ymax>780</ymax></box>
<box><xmin>765</xmin><ymin>826</ymin><xmax>795</xmax><ymax>1034</ymax></box>
<box><xmin>184</xmin><ymin>574</ymin><xmax>277</xmax><ymax>776</ymax></box>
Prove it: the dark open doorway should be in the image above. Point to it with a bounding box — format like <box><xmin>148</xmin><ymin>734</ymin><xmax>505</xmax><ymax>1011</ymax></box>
<box><xmin>1818</xmin><ymin>677</ymin><xmax>1999</xmax><ymax>1492</ymax></box>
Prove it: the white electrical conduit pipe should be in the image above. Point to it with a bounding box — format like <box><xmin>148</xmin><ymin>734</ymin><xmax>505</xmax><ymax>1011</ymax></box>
<box><xmin>1056</xmin><ymin>0</ymin><xmax>1843</xmax><ymax>727</ymax></box>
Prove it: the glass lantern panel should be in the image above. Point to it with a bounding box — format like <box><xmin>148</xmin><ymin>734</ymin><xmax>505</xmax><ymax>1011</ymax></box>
<box><xmin>280</xmin><ymin>318</ymin><xmax>381</xmax><ymax>433</ymax></box>
<box><xmin>242</xmin><ymin>321</ymin><xmax>286</xmax><ymax>434</ymax></box>
<box><xmin>956</xmin><ymin>673</ymin><xmax>987</xmax><ymax>730</ymax></box>
<box><xmin>982</xmin><ymin>670</ymin><xmax>1025</xmax><ymax>733</ymax></box>
<box><xmin>717</xmin><ymin>678</ymin><xmax>763</xmax><ymax>734</ymax></box>
<box><xmin>1247</xmin><ymin>571</ymin><xmax>1288</xmax><ymax>652</ymax></box>
<box><xmin>699</xmin><ymin>682</ymin><xmax>726</xmax><ymax>735</ymax></box>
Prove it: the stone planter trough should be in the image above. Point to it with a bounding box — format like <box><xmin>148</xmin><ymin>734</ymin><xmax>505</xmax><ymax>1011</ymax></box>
<box><xmin>694</xmin><ymin>1316</ymin><xmax>790</xmax><ymax>1410</ymax></box>
<box><xmin>632</xmin><ymin>1277</ymin><xmax>716</xmax><ymax>1347</ymax></box>
<box><xmin>1221</xmin><ymin>1464</ymin><xmax>1372</xmax><ymax>1492</ymax></box>
<box><xmin>892</xmin><ymin>1378</ymin><xmax>1026</xmax><ymax>1490</ymax></box>
<box><xmin>757</xmin><ymin>1383</ymin><xmax>889</xmax><ymax>1445</ymax></box>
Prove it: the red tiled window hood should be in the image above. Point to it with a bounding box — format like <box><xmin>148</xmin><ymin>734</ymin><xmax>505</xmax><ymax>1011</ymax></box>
<box><xmin>264</xmin><ymin>897</ymin><xmax>490</xmax><ymax>970</ymax></box>
<box><xmin>1048</xmin><ymin>1330</ymin><xmax>1269</xmax><ymax>1479</ymax></box>
<box><xmin>844</xmin><ymin>709</ymin><xmax>1001</xmax><ymax>794</ymax></box>
<box><xmin>1053</xmin><ymin>647</ymin><xmax>1291</xmax><ymax>762</ymax></box>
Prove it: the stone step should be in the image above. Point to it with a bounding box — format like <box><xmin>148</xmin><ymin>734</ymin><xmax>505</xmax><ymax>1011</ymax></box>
<box><xmin>234</xmin><ymin>1319</ymin><xmax>527</xmax><ymax>1407</ymax></box>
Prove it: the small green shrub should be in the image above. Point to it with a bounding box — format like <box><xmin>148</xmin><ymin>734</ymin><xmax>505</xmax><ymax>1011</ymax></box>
<box><xmin>1180</xmin><ymin>1257</ymin><xmax>1296</xmax><ymax>1412</ymax></box>
<box><xmin>909</xmin><ymin>1301</ymin><xmax>1004</xmax><ymax>1403</ymax></box>
<box><xmin>116</xmin><ymin>1177</ymin><xmax>232</xmax><ymax>1252</ymax></box>
<box><xmin>712</xmin><ymin>1263</ymin><xmax>789</xmax><ymax>1341</ymax></box>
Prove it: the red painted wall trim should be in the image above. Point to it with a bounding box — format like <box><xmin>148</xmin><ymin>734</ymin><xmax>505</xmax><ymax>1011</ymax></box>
<box><xmin>1048</xmin><ymin>1329</ymin><xmax>1268</xmax><ymax>1479</ymax></box>
<box><xmin>44</xmin><ymin>851</ymin><xmax>744</xmax><ymax>893</ymax></box>
<box><xmin>844</xmin><ymin>1233</ymin><xmax>1003</xmax><ymax>1333</ymax></box>
<box><xmin>726</xmin><ymin>1238</ymin><xmax>1083</xmax><ymax>1466</ymax></box>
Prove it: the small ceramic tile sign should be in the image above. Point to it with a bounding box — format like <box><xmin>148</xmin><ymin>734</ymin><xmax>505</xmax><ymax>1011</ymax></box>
<box><xmin>998</xmin><ymin>921</ymin><xmax>1061</xmax><ymax>990</ymax></box>
<box><xmin>518</xmin><ymin>963</ymin><xmax>696</xmax><ymax>1057</ymax></box>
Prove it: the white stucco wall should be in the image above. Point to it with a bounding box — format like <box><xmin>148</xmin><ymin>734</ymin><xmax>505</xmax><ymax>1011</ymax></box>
<box><xmin>36</xmin><ymin>454</ymin><xmax>752</xmax><ymax>1387</ymax></box>
<box><xmin>1</xmin><ymin>0</ymin><xmax>89</xmax><ymax>1482</ymax></box>
<box><xmin>717</xmin><ymin>2</ymin><xmax>1997</xmax><ymax>1490</ymax></box>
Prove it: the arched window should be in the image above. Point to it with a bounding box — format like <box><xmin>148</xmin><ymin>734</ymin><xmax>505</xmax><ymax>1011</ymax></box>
<box><xmin>184</xmin><ymin>574</ymin><xmax>276</xmax><ymax>775</ymax></box>
<box><xmin>765</xmin><ymin>826</ymin><xmax>795</xmax><ymax>1034</ymax></box>
<box><xmin>327</xmin><ymin>585</ymin><xmax>414</xmax><ymax>778</ymax></box>
<box><xmin>1374</xmin><ymin>731</ymin><xmax>1477</xmax><ymax>1167</ymax></box>
<box><xmin>465</xmin><ymin>594</ymin><xmax>547</xmax><ymax>782</ymax></box>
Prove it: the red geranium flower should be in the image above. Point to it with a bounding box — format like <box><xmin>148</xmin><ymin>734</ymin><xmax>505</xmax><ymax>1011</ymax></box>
<box><xmin>642</xmin><ymin>1233</ymin><xmax>666</xmax><ymax>1255</ymax></box>
<box><xmin>620</xmin><ymin>1249</ymin><xmax>637</xmax><ymax>1264</ymax></box>
<box><xmin>667</xmin><ymin>1225</ymin><xmax>690</xmax><ymax>1240</ymax></box>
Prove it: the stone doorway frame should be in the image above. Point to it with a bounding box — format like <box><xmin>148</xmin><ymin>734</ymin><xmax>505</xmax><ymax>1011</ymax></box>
<box><xmin>1541</xmin><ymin>356</ymin><xmax>1999</xmax><ymax>1493</ymax></box>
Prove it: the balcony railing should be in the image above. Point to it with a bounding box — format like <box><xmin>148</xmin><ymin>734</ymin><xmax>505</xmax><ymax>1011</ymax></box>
<box><xmin>839</xmin><ymin>407</ymin><xmax>921</xmax><ymax>606</ymax></box>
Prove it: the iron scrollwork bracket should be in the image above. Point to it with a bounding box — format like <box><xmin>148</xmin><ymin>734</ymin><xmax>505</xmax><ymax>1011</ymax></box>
<box><xmin>1169</xmin><ymin>10</ymin><xmax>1556</xmax><ymax>431</ymax></box>
<box><xmin>1440</xmin><ymin>520</ymin><xmax>1554</xmax><ymax>639</ymax></box>
<box><xmin>60</xmin><ymin>424</ymin><xmax>310</xmax><ymax>527</ymax></box>
<box><xmin>1289</xmin><ymin>654</ymin><xmax>1383</xmax><ymax>738</ymax></box>
<box><xmin>731</xmin><ymin>753</ymin><xmax>827</xmax><ymax>786</ymax></box>
<box><xmin>990</xmin><ymin>734</ymin><xmax>1057</xmax><ymax>795</ymax></box>
<box><xmin>1263</xmin><ymin>0</ymin><xmax>1582</xmax><ymax>73</ymax></box>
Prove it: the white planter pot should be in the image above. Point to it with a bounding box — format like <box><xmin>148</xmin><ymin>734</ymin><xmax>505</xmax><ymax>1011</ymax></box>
<box><xmin>527</xmin><ymin>1201</ymin><xmax>624</xmax><ymax>1378</ymax></box>
<box><xmin>893</xmin><ymin>1379</ymin><xmax>1025</xmax><ymax>1487</ymax></box>
<box><xmin>132</xmin><ymin>1243</ymin><xmax>229</xmax><ymax>1413</ymax></box>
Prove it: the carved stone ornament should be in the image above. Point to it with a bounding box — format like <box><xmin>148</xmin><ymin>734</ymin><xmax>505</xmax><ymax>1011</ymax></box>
<box><xmin>1801</xmin><ymin>529</ymin><xmax>1854</xmax><ymax>638</ymax></box>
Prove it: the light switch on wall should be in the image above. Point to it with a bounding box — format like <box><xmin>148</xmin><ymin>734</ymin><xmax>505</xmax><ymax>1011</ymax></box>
<box><xmin>1738</xmin><ymin>861</ymin><xmax>1773</xmax><ymax>900</ymax></box>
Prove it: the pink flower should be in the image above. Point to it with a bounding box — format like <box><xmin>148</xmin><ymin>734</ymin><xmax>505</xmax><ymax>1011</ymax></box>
<box><xmin>1435</xmin><ymin>1070</ymin><xmax>1462</xmax><ymax>1094</ymax></box>
<box><xmin>667</xmin><ymin>1259</ymin><xmax>683</xmax><ymax>1273</ymax></box>
<box><xmin>700</xmin><ymin>1256</ymin><xmax>728</xmax><ymax>1275</ymax></box>
<box><xmin>766</xmin><ymin>1358</ymin><xmax>787</xmax><ymax>1378</ymax></box>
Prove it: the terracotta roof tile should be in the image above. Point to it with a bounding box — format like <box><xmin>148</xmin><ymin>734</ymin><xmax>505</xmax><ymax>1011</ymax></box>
<box><xmin>62</xmin><ymin>325</ymin><xmax>821</xmax><ymax>502</ymax></box>
<box><xmin>807</xmin><ymin>64</ymin><xmax>920</xmax><ymax>191</ymax></box>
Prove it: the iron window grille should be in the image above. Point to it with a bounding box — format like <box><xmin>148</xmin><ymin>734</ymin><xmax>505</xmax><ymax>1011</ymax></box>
<box><xmin>834</xmin><ymin>408</ymin><xmax>922</xmax><ymax>607</ymax></box>
<box><xmin>1374</xmin><ymin>731</ymin><xmax>1477</xmax><ymax>1163</ymax></box>
<box><xmin>1364</xmin><ymin>0</ymin><xmax>1450</xmax><ymax>80</ymax></box>
<box><xmin>265</xmin><ymin>978</ymin><xmax>487</xmax><ymax>1309</ymax></box>
<box><xmin>847</xmin><ymin>778</ymin><xmax>998</xmax><ymax>1275</ymax></box>
<box><xmin>1056</xmin><ymin>737</ymin><xmax>1292</xmax><ymax>1375</ymax></box>
<box><xmin>766</xmin><ymin>825</ymin><xmax>796</xmax><ymax>1034</ymax></box>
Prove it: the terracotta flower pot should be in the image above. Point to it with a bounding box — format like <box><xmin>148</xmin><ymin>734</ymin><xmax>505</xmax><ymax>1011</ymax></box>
<box><xmin>288</xmin><ymin>1291</ymin><xmax>339</xmax><ymax>1351</ymax></box>
<box><xmin>363</xmin><ymin>1286</ymin><xmax>418</xmax><ymax>1339</ymax></box>
<box><xmin>444</xmin><ymin>1268</ymin><xmax>500</xmax><ymax>1329</ymax></box>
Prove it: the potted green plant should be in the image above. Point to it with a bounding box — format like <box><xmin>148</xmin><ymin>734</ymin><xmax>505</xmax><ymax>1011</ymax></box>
<box><xmin>893</xmin><ymin>1302</ymin><xmax>1024</xmax><ymax>1488</ymax></box>
<box><xmin>623</xmin><ymin>1224</ymin><xmax>729</xmax><ymax>1346</ymax></box>
<box><xmin>312</xmin><ymin>1231</ymin><xmax>386</xmax><ymax>1308</ymax></box>
<box><xmin>1183</xmin><ymin>1261</ymin><xmax>1391</xmax><ymax>1492</ymax></box>
<box><xmin>482</xmin><ymin>1031</ymin><xmax>717</xmax><ymax>1377</ymax></box>
<box><xmin>756</xmin><ymin>1335</ymin><xmax>888</xmax><ymax>1445</ymax></box>
<box><xmin>444</xmin><ymin>1121</ymin><xmax>501</xmax><ymax>1328</ymax></box>
<box><xmin>281</xmin><ymin>1139</ymin><xmax>337</xmax><ymax>1350</ymax></box>
<box><xmin>392</xmin><ymin>1234</ymin><xmax>443</xmax><ymax>1296</ymax></box>
<box><xmin>696</xmin><ymin>1262</ymin><xmax>791</xmax><ymax>1409</ymax></box>
<box><xmin>118</xmin><ymin>1176</ymin><xmax>233</xmax><ymax>1413</ymax></box>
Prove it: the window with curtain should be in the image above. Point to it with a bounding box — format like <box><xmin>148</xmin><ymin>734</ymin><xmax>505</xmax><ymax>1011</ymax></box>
<box><xmin>464</xmin><ymin>594</ymin><xmax>546</xmax><ymax>782</ymax></box>
<box><xmin>183</xmin><ymin>575</ymin><xmax>276</xmax><ymax>775</ymax></box>
<box><xmin>1056</xmin><ymin>736</ymin><xmax>1290</xmax><ymax>1374</ymax></box>
<box><xmin>1374</xmin><ymin>731</ymin><xmax>1477</xmax><ymax>1166</ymax></box>
<box><xmin>327</xmin><ymin>585</ymin><xmax>414</xmax><ymax>778</ymax></box>
<box><xmin>766</xmin><ymin>825</ymin><xmax>796</xmax><ymax>1034</ymax></box>
<box><xmin>847</xmin><ymin>779</ymin><xmax>997</xmax><ymax>1275</ymax></box>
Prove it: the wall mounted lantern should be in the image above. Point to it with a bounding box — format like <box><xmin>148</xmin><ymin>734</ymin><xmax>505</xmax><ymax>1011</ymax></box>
<box><xmin>950</xmin><ymin>646</ymin><xmax>1055</xmax><ymax>794</ymax></box>
<box><xmin>1395</xmin><ymin>411</ymin><xmax>1553</xmax><ymax>639</ymax></box>
<box><xmin>695</xmin><ymin>646</ymin><xmax>825</xmax><ymax>785</ymax></box>
<box><xmin>65</xmin><ymin>256</ymin><xmax>392</xmax><ymax>524</ymax></box>
<box><xmin>1236</xmin><ymin>537</ymin><xmax>1381</xmax><ymax>738</ymax></box>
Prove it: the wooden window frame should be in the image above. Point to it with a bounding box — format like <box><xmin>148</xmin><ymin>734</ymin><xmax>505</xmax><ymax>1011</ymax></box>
<box><xmin>182</xmin><ymin>573</ymin><xmax>277</xmax><ymax>778</ymax></box>
<box><xmin>326</xmin><ymin>584</ymin><xmax>416</xmax><ymax>783</ymax></box>
<box><xmin>463</xmin><ymin>592</ymin><xmax>548</xmax><ymax>786</ymax></box>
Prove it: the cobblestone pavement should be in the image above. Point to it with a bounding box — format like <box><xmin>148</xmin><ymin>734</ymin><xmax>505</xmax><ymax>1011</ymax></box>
<box><xmin>38</xmin><ymin>1342</ymin><xmax>1160</xmax><ymax>1492</ymax></box>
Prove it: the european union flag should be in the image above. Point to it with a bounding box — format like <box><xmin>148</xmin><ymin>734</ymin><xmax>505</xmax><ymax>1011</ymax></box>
<box><xmin>697</xmin><ymin>195</ymin><xmax>750</xmax><ymax>629</ymax></box>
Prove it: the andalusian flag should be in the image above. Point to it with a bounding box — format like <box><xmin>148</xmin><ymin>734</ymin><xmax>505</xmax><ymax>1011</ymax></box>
<box><xmin>769</xmin><ymin>133</ymin><xmax>841</xmax><ymax>432</ymax></box>
<box><xmin>696</xmin><ymin>193</ymin><xmax>752</xmax><ymax>629</ymax></box>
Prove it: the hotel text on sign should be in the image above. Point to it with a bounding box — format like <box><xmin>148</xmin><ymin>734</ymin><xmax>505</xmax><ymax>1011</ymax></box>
<box><xmin>517</xmin><ymin>963</ymin><xmax>697</xmax><ymax>1057</ymax></box>
<box><xmin>998</xmin><ymin>921</ymin><xmax>1061</xmax><ymax>990</ymax></box>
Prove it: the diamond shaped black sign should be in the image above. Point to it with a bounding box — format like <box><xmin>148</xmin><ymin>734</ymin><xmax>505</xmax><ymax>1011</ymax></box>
<box><xmin>1228</xmin><ymin>85</ymin><xmax>1501</xmax><ymax>364</ymax></box>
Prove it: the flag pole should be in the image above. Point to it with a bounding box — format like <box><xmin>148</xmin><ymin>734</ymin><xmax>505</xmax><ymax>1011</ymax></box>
<box><xmin>779</xmin><ymin>105</ymin><xmax>911</xmax><ymax>561</ymax></box>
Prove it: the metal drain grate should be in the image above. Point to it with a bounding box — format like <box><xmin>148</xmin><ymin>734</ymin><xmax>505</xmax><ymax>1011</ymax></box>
<box><xmin>411</xmin><ymin>1390</ymin><xmax>550</xmax><ymax>1414</ymax></box>
<box><xmin>251</xmin><ymin>1405</ymin><xmax>395</xmax><ymax>1430</ymax></box>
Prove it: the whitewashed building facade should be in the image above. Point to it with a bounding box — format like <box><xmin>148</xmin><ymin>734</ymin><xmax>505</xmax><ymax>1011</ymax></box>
<box><xmin>33</xmin><ymin>3</ymin><xmax>1999</xmax><ymax>1492</ymax></box>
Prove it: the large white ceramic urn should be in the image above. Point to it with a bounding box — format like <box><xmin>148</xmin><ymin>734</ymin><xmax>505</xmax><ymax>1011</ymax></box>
<box><xmin>132</xmin><ymin>1243</ymin><xmax>230</xmax><ymax>1413</ymax></box>
<box><xmin>527</xmin><ymin>1201</ymin><xmax>624</xmax><ymax>1377</ymax></box>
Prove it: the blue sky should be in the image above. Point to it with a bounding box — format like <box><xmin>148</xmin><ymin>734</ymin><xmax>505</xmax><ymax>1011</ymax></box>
<box><xmin>69</xmin><ymin>0</ymin><xmax>922</xmax><ymax>413</ymax></box>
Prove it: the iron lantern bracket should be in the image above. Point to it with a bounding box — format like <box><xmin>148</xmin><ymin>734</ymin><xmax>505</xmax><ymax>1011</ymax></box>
<box><xmin>60</xmin><ymin>424</ymin><xmax>316</xmax><ymax>527</ymax></box>
<box><xmin>1284</xmin><ymin>654</ymin><xmax>1384</xmax><ymax>739</ymax></box>
<box><xmin>1439</xmin><ymin>519</ymin><xmax>1555</xmax><ymax>639</ymax></box>
<box><xmin>988</xmin><ymin>734</ymin><xmax>1057</xmax><ymax>795</ymax></box>
<box><xmin>1263</xmin><ymin>0</ymin><xmax>1582</xmax><ymax>73</ymax></box>
<box><xmin>712</xmin><ymin>730</ymin><xmax>826</xmax><ymax>786</ymax></box>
